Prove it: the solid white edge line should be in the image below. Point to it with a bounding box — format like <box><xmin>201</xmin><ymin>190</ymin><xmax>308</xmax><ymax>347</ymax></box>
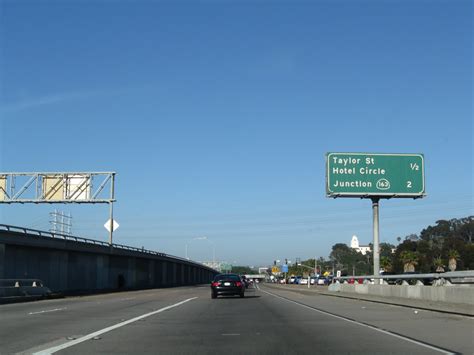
<box><xmin>33</xmin><ymin>297</ymin><xmax>198</xmax><ymax>355</ymax></box>
<box><xmin>260</xmin><ymin>289</ymin><xmax>454</xmax><ymax>355</ymax></box>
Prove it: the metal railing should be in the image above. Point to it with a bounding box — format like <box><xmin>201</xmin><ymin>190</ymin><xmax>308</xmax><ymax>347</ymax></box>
<box><xmin>0</xmin><ymin>224</ymin><xmax>206</xmax><ymax>267</ymax></box>
<box><xmin>334</xmin><ymin>270</ymin><xmax>474</xmax><ymax>285</ymax></box>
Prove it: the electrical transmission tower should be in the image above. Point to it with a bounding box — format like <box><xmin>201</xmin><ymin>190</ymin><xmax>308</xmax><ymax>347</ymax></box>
<box><xmin>49</xmin><ymin>209</ymin><xmax>72</xmax><ymax>235</ymax></box>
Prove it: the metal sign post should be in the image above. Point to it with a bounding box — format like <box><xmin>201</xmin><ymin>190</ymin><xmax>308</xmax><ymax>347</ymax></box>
<box><xmin>109</xmin><ymin>173</ymin><xmax>115</xmax><ymax>245</ymax></box>
<box><xmin>372</xmin><ymin>198</ymin><xmax>380</xmax><ymax>278</ymax></box>
<box><xmin>109</xmin><ymin>202</ymin><xmax>114</xmax><ymax>245</ymax></box>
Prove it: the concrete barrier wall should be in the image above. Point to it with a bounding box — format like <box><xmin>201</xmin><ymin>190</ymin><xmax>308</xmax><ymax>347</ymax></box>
<box><xmin>0</xmin><ymin>230</ymin><xmax>218</xmax><ymax>295</ymax></box>
<box><xmin>331</xmin><ymin>283</ymin><xmax>474</xmax><ymax>306</ymax></box>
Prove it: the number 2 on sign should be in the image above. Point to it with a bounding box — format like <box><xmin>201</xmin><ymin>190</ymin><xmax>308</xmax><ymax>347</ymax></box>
<box><xmin>406</xmin><ymin>181</ymin><xmax>412</xmax><ymax>188</ymax></box>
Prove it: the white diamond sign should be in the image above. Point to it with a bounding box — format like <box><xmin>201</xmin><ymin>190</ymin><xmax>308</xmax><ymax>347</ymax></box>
<box><xmin>104</xmin><ymin>219</ymin><xmax>119</xmax><ymax>232</ymax></box>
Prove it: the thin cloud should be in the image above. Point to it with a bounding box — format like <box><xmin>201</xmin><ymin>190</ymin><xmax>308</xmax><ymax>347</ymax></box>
<box><xmin>1</xmin><ymin>91</ymin><xmax>97</xmax><ymax>113</ymax></box>
<box><xmin>1</xmin><ymin>86</ymin><xmax>144</xmax><ymax>113</ymax></box>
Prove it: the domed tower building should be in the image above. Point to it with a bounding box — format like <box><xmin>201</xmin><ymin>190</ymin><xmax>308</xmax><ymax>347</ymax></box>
<box><xmin>350</xmin><ymin>235</ymin><xmax>371</xmax><ymax>255</ymax></box>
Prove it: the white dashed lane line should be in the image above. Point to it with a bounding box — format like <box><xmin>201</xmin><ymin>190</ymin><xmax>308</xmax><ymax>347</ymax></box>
<box><xmin>33</xmin><ymin>297</ymin><xmax>198</xmax><ymax>355</ymax></box>
<box><xmin>28</xmin><ymin>308</ymin><xmax>67</xmax><ymax>316</ymax></box>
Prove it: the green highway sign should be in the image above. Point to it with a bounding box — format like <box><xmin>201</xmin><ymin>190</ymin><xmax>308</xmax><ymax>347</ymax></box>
<box><xmin>326</xmin><ymin>153</ymin><xmax>425</xmax><ymax>198</ymax></box>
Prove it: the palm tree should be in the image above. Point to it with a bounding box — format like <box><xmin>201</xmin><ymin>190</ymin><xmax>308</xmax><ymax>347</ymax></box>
<box><xmin>380</xmin><ymin>256</ymin><xmax>392</xmax><ymax>272</ymax></box>
<box><xmin>433</xmin><ymin>256</ymin><xmax>445</xmax><ymax>273</ymax></box>
<box><xmin>400</xmin><ymin>251</ymin><xmax>418</xmax><ymax>273</ymax></box>
<box><xmin>448</xmin><ymin>250</ymin><xmax>460</xmax><ymax>271</ymax></box>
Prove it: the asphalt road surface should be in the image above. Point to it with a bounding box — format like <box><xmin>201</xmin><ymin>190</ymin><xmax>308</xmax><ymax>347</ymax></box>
<box><xmin>0</xmin><ymin>284</ymin><xmax>472</xmax><ymax>354</ymax></box>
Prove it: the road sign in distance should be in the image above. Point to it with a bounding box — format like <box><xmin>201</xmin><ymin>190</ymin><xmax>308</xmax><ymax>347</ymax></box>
<box><xmin>326</xmin><ymin>153</ymin><xmax>425</xmax><ymax>198</ymax></box>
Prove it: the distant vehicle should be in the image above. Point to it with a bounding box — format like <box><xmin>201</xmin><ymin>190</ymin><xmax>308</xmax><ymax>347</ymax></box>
<box><xmin>211</xmin><ymin>273</ymin><xmax>245</xmax><ymax>299</ymax></box>
<box><xmin>310</xmin><ymin>277</ymin><xmax>317</xmax><ymax>285</ymax></box>
<box><xmin>347</xmin><ymin>277</ymin><xmax>364</xmax><ymax>284</ymax></box>
<box><xmin>295</xmin><ymin>276</ymin><xmax>302</xmax><ymax>284</ymax></box>
<box><xmin>240</xmin><ymin>275</ymin><xmax>250</xmax><ymax>288</ymax></box>
<box><xmin>299</xmin><ymin>278</ymin><xmax>308</xmax><ymax>285</ymax></box>
<box><xmin>289</xmin><ymin>276</ymin><xmax>296</xmax><ymax>284</ymax></box>
<box><xmin>317</xmin><ymin>277</ymin><xmax>328</xmax><ymax>285</ymax></box>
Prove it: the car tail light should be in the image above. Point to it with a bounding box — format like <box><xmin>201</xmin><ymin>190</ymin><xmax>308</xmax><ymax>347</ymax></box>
<box><xmin>235</xmin><ymin>281</ymin><xmax>242</xmax><ymax>287</ymax></box>
<box><xmin>211</xmin><ymin>282</ymin><xmax>219</xmax><ymax>287</ymax></box>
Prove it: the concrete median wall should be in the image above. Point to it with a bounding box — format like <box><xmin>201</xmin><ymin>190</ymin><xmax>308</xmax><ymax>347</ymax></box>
<box><xmin>330</xmin><ymin>283</ymin><xmax>474</xmax><ymax>306</ymax></box>
<box><xmin>0</xmin><ymin>229</ymin><xmax>217</xmax><ymax>295</ymax></box>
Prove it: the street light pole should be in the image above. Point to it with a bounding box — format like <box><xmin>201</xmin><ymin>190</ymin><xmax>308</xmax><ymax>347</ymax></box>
<box><xmin>297</xmin><ymin>262</ymin><xmax>314</xmax><ymax>288</ymax></box>
<box><xmin>186</xmin><ymin>236</ymin><xmax>215</xmax><ymax>263</ymax></box>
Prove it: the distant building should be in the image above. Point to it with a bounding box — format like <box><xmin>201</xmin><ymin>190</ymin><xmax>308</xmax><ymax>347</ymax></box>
<box><xmin>350</xmin><ymin>235</ymin><xmax>371</xmax><ymax>255</ymax></box>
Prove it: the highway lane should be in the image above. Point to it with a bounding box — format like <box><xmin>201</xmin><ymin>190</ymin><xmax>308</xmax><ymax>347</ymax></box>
<box><xmin>0</xmin><ymin>284</ymin><xmax>472</xmax><ymax>354</ymax></box>
<box><xmin>0</xmin><ymin>287</ymin><xmax>204</xmax><ymax>354</ymax></box>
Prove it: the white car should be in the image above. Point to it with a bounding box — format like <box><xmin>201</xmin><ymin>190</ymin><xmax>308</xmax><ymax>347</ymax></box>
<box><xmin>299</xmin><ymin>278</ymin><xmax>308</xmax><ymax>285</ymax></box>
<box><xmin>317</xmin><ymin>277</ymin><xmax>327</xmax><ymax>285</ymax></box>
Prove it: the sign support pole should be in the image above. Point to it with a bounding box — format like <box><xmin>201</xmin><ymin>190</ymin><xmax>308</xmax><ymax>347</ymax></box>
<box><xmin>108</xmin><ymin>173</ymin><xmax>115</xmax><ymax>245</ymax></box>
<box><xmin>109</xmin><ymin>202</ymin><xmax>114</xmax><ymax>245</ymax></box>
<box><xmin>372</xmin><ymin>197</ymin><xmax>380</xmax><ymax>280</ymax></box>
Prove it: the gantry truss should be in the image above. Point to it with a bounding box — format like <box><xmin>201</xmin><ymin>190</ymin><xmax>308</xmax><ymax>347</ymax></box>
<box><xmin>0</xmin><ymin>172</ymin><xmax>115</xmax><ymax>204</ymax></box>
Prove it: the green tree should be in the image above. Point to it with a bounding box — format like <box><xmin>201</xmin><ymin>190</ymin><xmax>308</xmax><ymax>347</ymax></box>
<box><xmin>392</xmin><ymin>216</ymin><xmax>473</xmax><ymax>272</ymax></box>
<box><xmin>330</xmin><ymin>243</ymin><xmax>354</xmax><ymax>273</ymax></box>
<box><xmin>330</xmin><ymin>243</ymin><xmax>370</xmax><ymax>275</ymax></box>
<box><xmin>400</xmin><ymin>250</ymin><xmax>419</xmax><ymax>272</ymax></box>
<box><xmin>380</xmin><ymin>256</ymin><xmax>393</xmax><ymax>272</ymax></box>
<box><xmin>380</xmin><ymin>243</ymin><xmax>395</xmax><ymax>258</ymax></box>
<box><xmin>458</xmin><ymin>217</ymin><xmax>474</xmax><ymax>243</ymax></box>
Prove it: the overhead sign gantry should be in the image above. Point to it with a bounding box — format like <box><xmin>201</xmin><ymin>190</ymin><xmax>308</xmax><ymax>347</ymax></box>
<box><xmin>0</xmin><ymin>172</ymin><xmax>116</xmax><ymax>244</ymax></box>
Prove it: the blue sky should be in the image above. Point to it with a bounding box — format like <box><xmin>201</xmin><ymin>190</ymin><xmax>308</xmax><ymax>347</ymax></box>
<box><xmin>0</xmin><ymin>0</ymin><xmax>472</xmax><ymax>266</ymax></box>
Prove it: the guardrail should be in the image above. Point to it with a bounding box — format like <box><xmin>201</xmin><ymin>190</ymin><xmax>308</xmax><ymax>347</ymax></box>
<box><xmin>334</xmin><ymin>271</ymin><xmax>474</xmax><ymax>286</ymax></box>
<box><xmin>0</xmin><ymin>224</ymin><xmax>199</xmax><ymax>266</ymax></box>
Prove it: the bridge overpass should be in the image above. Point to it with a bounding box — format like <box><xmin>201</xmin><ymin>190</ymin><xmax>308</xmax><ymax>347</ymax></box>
<box><xmin>0</xmin><ymin>225</ymin><xmax>218</xmax><ymax>295</ymax></box>
<box><xmin>244</xmin><ymin>274</ymin><xmax>267</xmax><ymax>281</ymax></box>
